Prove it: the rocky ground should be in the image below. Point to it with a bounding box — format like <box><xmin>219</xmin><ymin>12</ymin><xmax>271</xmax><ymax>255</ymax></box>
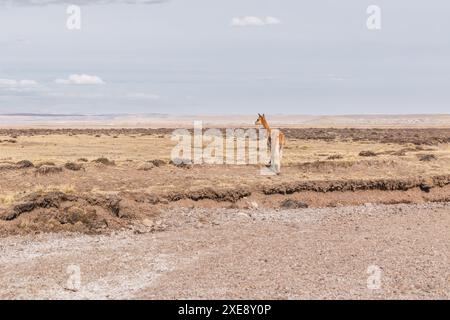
<box><xmin>1</xmin><ymin>202</ymin><xmax>449</xmax><ymax>300</ymax></box>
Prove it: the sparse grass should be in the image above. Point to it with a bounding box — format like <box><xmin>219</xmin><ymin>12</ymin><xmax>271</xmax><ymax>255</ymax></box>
<box><xmin>32</xmin><ymin>184</ymin><xmax>76</xmax><ymax>194</ymax></box>
<box><xmin>93</xmin><ymin>157</ymin><xmax>115</xmax><ymax>166</ymax></box>
<box><xmin>0</xmin><ymin>193</ymin><xmax>18</xmax><ymax>206</ymax></box>
<box><xmin>0</xmin><ymin>184</ymin><xmax>76</xmax><ymax>207</ymax></box>
<box><xmin>327</xmin><ymin>154</ymin><xmax>343</xmax><ymax>160</ymax></box>
<box><xmin>0</xmin><ymin>131</ymin><xmax>448</xmax><ymax>201</ymax></box>
<box><xmin>35</xmin><ymin>165</ymin><xmax>62</xmax><ymax>175</ymax></box>
<box><xmin>36</xmin><ymin>161</ymin><xmax>56</xmax><ymax>168</ymax></box>
<box><xmin>359</xmin><ymin>151</ymin><xmax>377</xmax><ymax>157</ymax></box>
<box><xmin>65</xmin><ymin>162</ymin><xmax>83</xmax><ymax>171</ymax></box>
<box><xmin>0</xmin><ymin>134</ymin><xmax>173</xmax><ymax>164</ymax></box>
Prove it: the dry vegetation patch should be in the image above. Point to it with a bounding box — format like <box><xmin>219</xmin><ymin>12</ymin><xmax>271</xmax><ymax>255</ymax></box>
<box><xmin>93</xmin><ymin>157</ymin><xmax>115</xmax><ymax>166</ymax></box>
<box><xmin>35</xmin><ymin>165</ymin><xmax>62</xmax><ymax>175</ymax></box>
<box><xmin>64</xmin><ymin>162</ymin><xmax>83</xmax><ymax>171</ymax></box>
<box><xmin>0</xmin><ymin>128</ymin><xmax>449</xmax><ymax>235</ymax></box>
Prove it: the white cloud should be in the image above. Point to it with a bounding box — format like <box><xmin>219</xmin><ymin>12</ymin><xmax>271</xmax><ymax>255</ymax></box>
<box><xmin>265</xmin><ymin>17</ymin><xmax>282</xmax><ymax>25</ymax></box>
<box><xmin>231</xmin><ymin>16</ymin><xmax>281</xmax><ymax>27</ymax></box>
<box><xmin>0</xmin><ymin>78</ymin><xmax>38</xmax><ymax>88</ymax></box>
<box><xmin>0</xmin><ymin>79</ymin><xmax>39</xmax><ymax>92</ymax></box>
<box><xmin>55</xmin><ymin>74</ymin><xmax>105</xmax><ymax>85</ymax></box>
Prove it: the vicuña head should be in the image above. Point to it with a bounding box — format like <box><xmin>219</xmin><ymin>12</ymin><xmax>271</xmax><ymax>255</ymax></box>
<box><xmin>255</xmin><ymin>113</ymin><xmax>266</xmax><ymax>126</ymax></box>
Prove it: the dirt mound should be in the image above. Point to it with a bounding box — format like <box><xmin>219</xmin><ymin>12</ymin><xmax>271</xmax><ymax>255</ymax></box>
<box><xmin>0</xmin><ymin>163</ymin><xmax>17</xmax><ymax>171</ymax></box>
<box><xmin>432</xmin><ymin>175</ymin><xmax>450</xmax><ymax>187</ymax></box>
<box><xmin>0</xmin><ymin>161</ymin><xmax>35</xmax><ymax>171</ymax></box>
<box><xmin>0</xmin><ymin>176</ymin><xmax>449</xmax><ymax>236</ymax></box>
<box><xmin>85</xmin><ymin>194</ymin><xmax>122</xmax><ymax>217</ymax></box>
<box><xmin>0</xmin><ymin>192</ymin><xmax>129</xmax><ymax>235</ymax></box>
<box><xmin>16</xmin><ymin>160</ymin><xmax>34</xmax><ymax>168</ymax></box>
<box><xmin>1</xmin><ymin>191</ymin><xmax>75</xmax><ymax>221</ymax></box>
<box><xmin>165</xmin><ymin>186</ymin><xmax>251</xmax><ymax>203</ymax></box>
<box><xmin>262</xmin><ymin>175</ymin><xmax>450</xmax><ymax>195</ymax></box>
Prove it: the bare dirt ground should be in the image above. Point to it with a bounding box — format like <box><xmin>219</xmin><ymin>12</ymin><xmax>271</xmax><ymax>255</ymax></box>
<box><xmin>1</xmin><ymin>202</ymin><xmax>449</xmax><ymax>299</ymax></box>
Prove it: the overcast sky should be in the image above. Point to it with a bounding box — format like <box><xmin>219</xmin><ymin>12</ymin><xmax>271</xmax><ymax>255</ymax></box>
<box><xmin>0</xmin><ymin>0</ymin><xmax>449</xmax><ymax>115</ymax></box>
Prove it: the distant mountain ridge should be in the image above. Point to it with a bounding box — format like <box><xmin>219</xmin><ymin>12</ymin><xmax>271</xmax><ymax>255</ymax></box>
<box><xmin>0</xmin><ymin>113</ymin><xmax>171</xmax><ymax>118</ymax></box>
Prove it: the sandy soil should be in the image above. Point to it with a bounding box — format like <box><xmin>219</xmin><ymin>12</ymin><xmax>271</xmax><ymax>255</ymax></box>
<box><xmin>1</xmin><ymin>202</ymin><xmax>449</xmax><ymax>300</ymax></box>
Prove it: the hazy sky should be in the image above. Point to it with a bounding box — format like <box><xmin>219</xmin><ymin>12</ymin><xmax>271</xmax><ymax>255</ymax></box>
<box><xmin>0</xmin><ymin>0</ymin><xmax>449</xmax><ymax>115</ymax></box>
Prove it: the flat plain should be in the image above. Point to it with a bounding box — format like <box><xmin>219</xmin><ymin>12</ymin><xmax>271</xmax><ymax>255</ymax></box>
<box><xmin>0</xmin><ymin>116</ymin><xmax>449</xmax><ymax>299</ymax></box>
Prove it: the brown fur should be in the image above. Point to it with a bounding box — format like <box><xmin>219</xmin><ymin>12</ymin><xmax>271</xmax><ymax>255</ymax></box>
<box><xmin>255</xmin><ymin>113</ymin><xmax>286</xmax><ymax>153</ymax></box>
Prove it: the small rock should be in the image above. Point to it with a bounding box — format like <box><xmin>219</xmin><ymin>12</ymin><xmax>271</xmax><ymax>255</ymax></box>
<box><xmin>236</xmin><ymin>212</ymin><xmax>250</xmax><ymax>218</ymax></box>
<box><xmin>169</xmin><ymin>158</ymin><xmax>192</xmax><ymax>168</ymax></box>
<box><xmin>280</xmin><ymin>199</ymin><xmax>308</xmax><ymax>209</ymax></box>
<box><xmin>195</xmin><ymin>222</ymin><xmax>203</xmax><ymax>228</ymax></box>
<box><xmin>142</xmin><ymin>219</ymin><xmax>154</xmax><ymax>227</ymax></box>
<box><xmin>250</xmin><ymin>201</ymin><xmax>259</xmax><ymax>209</ymax></box>
<box><xmin>419</xmin><ymin>183</ymin><xmax>432</xmax><ymax>193</ymax></box>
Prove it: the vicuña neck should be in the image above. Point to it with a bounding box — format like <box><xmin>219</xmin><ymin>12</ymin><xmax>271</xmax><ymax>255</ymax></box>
<box><xmin>261</xmin><ymin>118</ymin><xmax>271</xmax><ymax>132</ymax></box>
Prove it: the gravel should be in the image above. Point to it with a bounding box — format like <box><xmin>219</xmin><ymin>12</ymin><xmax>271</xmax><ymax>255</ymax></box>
<box><xmin>0</xmin><ymin>202</ymin><xmax>449</xmax><ymax>299</ymax></box>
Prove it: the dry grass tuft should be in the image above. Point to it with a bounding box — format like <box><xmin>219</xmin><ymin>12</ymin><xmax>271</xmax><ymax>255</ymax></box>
<box><xmin>327</xmin><ymin>154</ymin><xmax>344</xmax><ymax>160</ymax></box>
<box><xmin>36</xmin><ymin>161</ymin><xmax>56</xmax><ymax>168</ymax></box>
<box><xmin>35</xmin><ymin>165</ymin><xmax>63</xmax><ymax>175</ymax></box>
<box><xmin>93</xmin><ymin>157</ymin><xmax>115</xmax><ymax>166</ymax></box>
<box><xmin>137</xmin><ymin>162</ymin><xmax>155</xmax><ymax>171</ymax></box>
<box><xmin>418</xmin><ymin>154</ymin><xmax>437</xmax><ymax>162</ymax></box>
<box><xmin>359</xmin><ymin>151</ymin><xmax>377</xmax><ymax>157</ymax></box>
<box><xmin>64</xmin><ymin>162</ymin><xmax>83</xmax><ymax>171</ymax></box>
<box><xmin>16</xmin><ymin>160</ymin><xmax>34</xmax><ymax>168</ymax></box>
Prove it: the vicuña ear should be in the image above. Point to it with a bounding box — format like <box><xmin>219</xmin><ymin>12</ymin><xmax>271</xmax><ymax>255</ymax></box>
<box><xmin>263</xmin><ymin>114</ymin><xmax>265</xmax><ymax>117</ymax></box>
<box><xmin>258</xmin><ymin>113</ymin><xmax>261</xmax><ymax>117</ymax></box>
